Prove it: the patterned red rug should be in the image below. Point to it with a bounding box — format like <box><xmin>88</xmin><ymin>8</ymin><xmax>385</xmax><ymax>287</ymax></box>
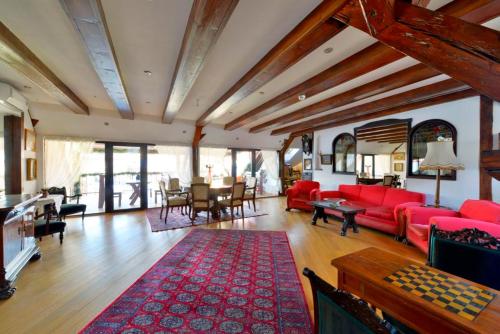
<box><xmin>146</xmin><ymin>207</ymin><xmax>268</xmax><ymax>232</ymax></box>
<box><xmin>80</xmin><ymin>229</ymin><xmax>312</xmax><ymax>334</ymax></box>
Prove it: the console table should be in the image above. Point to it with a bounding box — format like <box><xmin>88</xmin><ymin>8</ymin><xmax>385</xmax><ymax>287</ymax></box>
<box><xmin>0</xmin><ymin>194</ymin><xmax>41</xmax><ymax>299</ymax></box>
<box><xmin>331</xmin><ymin>247</ymin><xmax>500</xmax><ymax>334</ymax></box>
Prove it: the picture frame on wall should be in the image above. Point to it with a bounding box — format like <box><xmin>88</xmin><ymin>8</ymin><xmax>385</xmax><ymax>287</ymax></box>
<box><xmin>304</xmin><ymin>158</ymin><xmax>312</xmax><ymax>170</ymax></box>
<box><xmin>394</xmin><ymin>162</ymin><xmax>404</xmax><ymax>172</ymax></box>
<box><xmin>393</xmin><ymin>152</ymin><xmax>405</xmax><ymax>161</ymax></box>
<box><xmin>24</xmin><ymin>129</ymin><xmax>36</xmax><ymax>152</ymax></box>
<box><xmin>320</xmin><ymin>154</ymin><xmax>332</xmax><ymax>165</ymax></box>
<box><xmin>26</xmin><ymin>158</ymin><xmax>37</xmax><ymax>180</ymax></box>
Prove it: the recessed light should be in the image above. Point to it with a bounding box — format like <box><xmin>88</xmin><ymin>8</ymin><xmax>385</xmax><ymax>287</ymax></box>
<box><xmin>259</xmin><ymin>91</ymin><xmax>265</xmax><ymax>95</ymax></box>
<box><xmin>298</xmin><ymin>94</ymin><xmax>306</xmax><ymax>101</ymax></box>
<box><xmin>182</xmin><ymin>130</ymin><xmax>187</xmax><ymax>134</ymax></box>
<box><xmin>236</xmin><ymin>137</ymin><xmax>239</xmax><ymax>141</ymax></box>
<box><xmin>23</xmin><ymin>85</ymin><xmax>32</xmax><ymax>89</ymax></box>
<box><xmin>229</xmin><ymin>111</ymin><xmax>233</xmax><ymax>114</ymax></box>
<box><xmin>144</xmin><ymin>70</ymin><xmax>152</xmax><ymax>76</ymax></box>
<box><xmin>323</xmin><ymin>47</ymin><xmax>333</xmax><ymax>54</ymax></box>
<box><xmin>104</xmin><ymin>122</ymin><xmax>109</xmax><ymax>126</ymax></box>
<box><xmin>146</xmin><ymin>101</ymin><xmax>151</xmax><ymax>104</ymax></box>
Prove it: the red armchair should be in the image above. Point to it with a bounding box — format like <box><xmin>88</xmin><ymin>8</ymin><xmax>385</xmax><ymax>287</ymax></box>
<box><xmin>286</xmin><ymin>180</ymin><xmax>320</xmax><ymax>211</ymax></box>
<box><xmin>313</xmin><ymin>185</ymin><xmax>425</xmax><ymax>238</ymax></box>
<box><xmin>406</xmin><ymin>200</ymin><xmax>500</xmax><ymax>254</ymax></box>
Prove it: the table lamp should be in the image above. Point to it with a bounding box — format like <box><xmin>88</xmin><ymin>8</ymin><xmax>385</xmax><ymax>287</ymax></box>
<box><xmin>419</xmin><ymin>140</ymin><xmax>464</xmax><ymax>207</ymax></box>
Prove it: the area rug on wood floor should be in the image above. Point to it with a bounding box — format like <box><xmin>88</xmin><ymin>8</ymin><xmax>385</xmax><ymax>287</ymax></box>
<box><xmin>146</xmin><ymin>207</ymin><xmax>268</xmax><ymax>232</ymax></box>
<box><xmin>80</xmin><ymin>229</ymin><xmax>312</xmax><ymax>334</ymax></box>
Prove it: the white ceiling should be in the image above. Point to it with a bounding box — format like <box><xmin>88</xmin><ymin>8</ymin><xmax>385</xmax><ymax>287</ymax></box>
<box><xmin>0</xmin><ymin>0</ymin><xmax>497</xmax><ymax>139</ymax></box>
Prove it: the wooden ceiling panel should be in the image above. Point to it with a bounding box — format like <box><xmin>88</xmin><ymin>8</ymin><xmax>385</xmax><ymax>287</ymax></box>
<box><xmin>163</xmin><ymin>0</ymin><xmax>239</xmax><ymax>124</ymax></box>
<box><xmin>0</xmin><ymin>22</ymin><xmax>89</xmax><ymax>114</ymax></box>
<box><xmin>196</xmin><ymin>0</ymin><xmax>351</xmax><ymax>126</ymax></box>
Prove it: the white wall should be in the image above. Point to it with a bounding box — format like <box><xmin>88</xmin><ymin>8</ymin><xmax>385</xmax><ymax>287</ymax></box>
<box><xmin>314</xmin><ymin>96</ymin><xmax>499</xmax><ymax>210</ymax></box>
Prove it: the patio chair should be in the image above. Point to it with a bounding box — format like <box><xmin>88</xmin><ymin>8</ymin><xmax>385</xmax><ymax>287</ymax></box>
<box><xmin>219</xmin><ymin>182</ymin><xmax>245</xmax><ymax>224</ymax></box>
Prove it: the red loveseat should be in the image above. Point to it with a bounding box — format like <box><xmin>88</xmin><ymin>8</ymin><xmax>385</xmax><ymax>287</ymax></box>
<box><xmin>406</xmin><ymin>200</ymin><xmax>500</xmax><ymax>254</ymax></box>
<box><xmin>312</xmin><ymin>185</ymin><xmax>425</xmax><ymax>238</ymax></box>
<box><xmin>286</xmin><ymin>180</ymin><xmax>320</xmax><ymax>211</ymax></box>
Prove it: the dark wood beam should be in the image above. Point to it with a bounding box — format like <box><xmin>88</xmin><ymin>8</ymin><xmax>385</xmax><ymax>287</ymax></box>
<box><xmin>163</xmin><ymin>0</ymin><xmax>238</xmax><ymax>123</ymax></box>
<box><xmin>0</xmin><ymin>22</ymin><xmax>88</xmax><ymax>114</ymax></box>
<box><xmin>250</xmin><ymin>63</ymin><xmax>438</xmax><ymax>133</ymax></box>
<box><xmin>365</xmin><ymin>135</ymin><xmax>407</xmax><ymax>142</ymax></box>
<box><xmin>196</xmin><ymin>0</ymin><xmax>351</xmax><ymax>126</ymax></box>
<box><xmin>192</xmin><ymin>125</ymin><xmax>205</xmax><ymax>177</ymax></box>
<box><xmin>271</xmin><ymin>79</ymin><xmax>466</xmax><ymax>135</ymax></box>
<box><xmin>357</xmin><ymin>0</ymin><xmax>500</xmax><ymax>100</ymax></box>
<box><xmin>357</xmin><ymin>131</ymin><xmax>408</xmax><ymax>139</ymax></box>
<box><xmin>310</xmin><ymin>89</ymin><xmax>478</xmax><ymax>133</ymax></box>
<box><xmin>279</xmin><ymin>133</ymin><xmax>297</xmax><ymax>195</ymax></box>
<box><xmin>356</xmin><ymin>123</ymin><xmax>407</xmax><ymax>134</ymax></box>
<box><xmin>61</xmin><ymin>0</ymin><xmax>134</xmax><ymax>119</ymax></box>
<box><xmin>231</xmin><ymin>0</ymin><xmax>493</xmax><ymax>131</ymax></box>
<box><xmin>479</xmin><ymin>95</ymin><xmax>493</xmax><ymax>200</ymax></box>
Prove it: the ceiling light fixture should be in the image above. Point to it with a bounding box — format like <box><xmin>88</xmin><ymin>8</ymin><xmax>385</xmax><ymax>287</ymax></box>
<box><xmin>298</xmin><ymin>94</ymin><xmax>306</xmax><ymax>101</ymax></box>
<box><xmin>323</xmin><ymin>47</ymin><xmax>333</xmax><ymax>54</ymax></box>
<box><xmin>146</xmin><ymin>101</ymin><xmax>151</xmax><ymax>104</ymax></box>
<box><xmin>144</xmin><ymin>70</ymin><xmax>152</xmax><ymax>76</ymax></box>
<box><xmin>259</xmin><ymin>91</ymin><xmax>265</xmax><ymax>95</ymax></box>
<box><xmin>23</xmin><ymin>85</ymin><xmax>32</xmax><ymax>89</ymax></box>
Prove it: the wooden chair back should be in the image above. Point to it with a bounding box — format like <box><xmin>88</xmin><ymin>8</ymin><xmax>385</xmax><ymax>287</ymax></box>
<box><xmin>383</xmin><ymin>175</ymin><xmax>394</xmax><ymax>186</ymax></box>
<box><xmin>231</xmin><ymin>182</ymin><xmax>245</xmax><ymax>205</ymax></box>
<box><xmin>192</xmin><ymin>176</ymin><xmax>205</xmax><ymax>184</ymax></box>
<box><xmin>223</xmin><ymin>176</ymin><xmax>235</xmax><ymax>186</ymax></box>
<box><xmin>168</xmin><ymin>178</ymin><xmax>181</xmax><ymax>191</ymax></box>
<box><xmin>191</xmin><ymin>183</ymin><xmax>210</xmax><ymax>209</ymax></box>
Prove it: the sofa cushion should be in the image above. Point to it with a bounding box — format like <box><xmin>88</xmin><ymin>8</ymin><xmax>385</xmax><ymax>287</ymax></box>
<box><xmin>407</xmin><ymin>224</ymin><xmax>429</xmax><ymax>241</ymax></box>
<box><xmin>358</xmin><ymin>185</ymin><xmax>387</xmax><ymax>206</ymax></box>
<box><xmin>382</xmin><ymin>188</ymin><xmax>425</xmax><ymax>208</ymax></box>
<box><xmin>459</xmin><ymin>200</ymin><xmax>500</xmax><ymax>223</ymax></box>
<box><xmin>365</xmin><ymin>206</ymin><xmax>394</xmax><ymax>221</ymax></box>
<box><xmin>338</xmin><ymin>185</ymin><xmax>361</xmax><ymax>200</ymax></box>
<box><xmin>343</xmin><ymin>200</ymin><xmax>374</xmax><ymax>210</ymax></box>
<box><xmin>355</xmin><ymin>214</ymin><xmax>398</xmax><ymax>235</ymax></box>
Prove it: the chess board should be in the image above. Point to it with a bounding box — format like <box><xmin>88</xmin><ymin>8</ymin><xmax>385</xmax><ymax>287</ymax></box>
<box><xmin>384</xmin><ymin>264</ymin><xmax>496</xmax><ymax>321</ymax></box>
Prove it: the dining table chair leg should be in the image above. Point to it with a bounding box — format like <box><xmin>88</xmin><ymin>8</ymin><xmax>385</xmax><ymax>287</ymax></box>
<box><xmin>241</xmin><ymin>204</ymin><xmax>245</xmax><ymax>222</ymax></box>
<box><xmin>206</xmin><ymin>210</ymin><xmax>210</xmax><ymax>224</ymax></box>
<box><xmin>231</xmin><ymin>207</ymin><xmax>234</xmax><ymax>224</ymax></box>
<box><xmin>160</xmin><ymin>205</ymin><xmax>164</xmax><ymax>219</ymax></box>
<box><xmin>164</xmin><ymin>206</ymin><xmax>169</xmax><ymax>223</ymax></box>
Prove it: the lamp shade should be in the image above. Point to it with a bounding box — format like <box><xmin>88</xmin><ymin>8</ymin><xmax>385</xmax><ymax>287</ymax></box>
<box><xmin>419</xmin><ymin>141</ymin><xmax>464</xmax><ymax>170</ymax></box>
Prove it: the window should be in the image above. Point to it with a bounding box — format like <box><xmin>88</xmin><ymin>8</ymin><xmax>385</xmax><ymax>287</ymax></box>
<box><xmin>408</xmin><ymin>119</ymin><xmax>457</xmax><ymax>179</ymax></box>
<box><xmin>333</xmin><ymin>133</ymin><xmax>356</xmax><ymax>174</ymax></box>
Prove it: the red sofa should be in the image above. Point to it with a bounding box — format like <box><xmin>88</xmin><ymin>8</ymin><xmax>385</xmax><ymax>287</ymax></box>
<box><xmin>406</xmin><ymin>200</ymin><xmax>500</xmax><ymax>254</ymax></box>
<box><xmin>286</xmin><ymin>180</ymin><xmax>320</xmax><ymax>211</ymax></box>
<box><xmin>313</xmin><ymin>185</ymin><xmax>425</xmax><ymax>238</ymax></box>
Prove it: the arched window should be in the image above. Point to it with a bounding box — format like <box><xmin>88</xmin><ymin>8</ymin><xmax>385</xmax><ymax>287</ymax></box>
<box><xmin>408</xmin><ymin>119</ymin><xmax>457</xmax><ymax>179</ymax></box>
<box><xmin>332</xmin><ymin>133</ymin><xmax>356</xmax><ymax>174</ymax></box>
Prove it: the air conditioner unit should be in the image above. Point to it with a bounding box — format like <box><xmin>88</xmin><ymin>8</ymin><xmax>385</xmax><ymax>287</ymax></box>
<box><xmin>0</xmin><ymin>83</ymin><xmax>28</xmax><ymax>117</ymax></box>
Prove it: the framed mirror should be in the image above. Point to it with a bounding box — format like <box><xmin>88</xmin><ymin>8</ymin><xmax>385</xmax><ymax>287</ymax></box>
<box><xmin>408</xmin><ymin>119</ymin><xmax>457</xmax><ymax>180</ymax></box>
<box><xmin>354</xmin><ymin>119</ymin><xmax>411</xmax><ymax>186</ymax></box>
<box><xmin>332</xmin><ymin>133</ymin><xmax>356</xmax><ymax>174</ymax></box>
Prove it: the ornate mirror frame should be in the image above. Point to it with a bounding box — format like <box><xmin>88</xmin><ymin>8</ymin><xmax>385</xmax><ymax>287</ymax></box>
<box><xmin>332</xmin><ymin>133</ymin><xmax>356</xmax><ymax>174</ymax></box>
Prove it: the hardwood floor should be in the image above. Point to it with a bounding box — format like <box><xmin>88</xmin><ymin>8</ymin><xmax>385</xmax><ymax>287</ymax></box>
<box><xmin>0</xmin><ymin>197</ymin><xmax>425</xmax><ymax>334</ymax></box>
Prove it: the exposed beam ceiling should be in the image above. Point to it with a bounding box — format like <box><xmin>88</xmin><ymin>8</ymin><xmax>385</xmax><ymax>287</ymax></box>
<box><xmin>163</xmin><ymin>0</ymin><xmax>238</xmax><ymax>124</ymax></box>
<box><xmin>0</xmin><ymin>22</ymin><xmax>88</xmax><ymax>114</ymax></box>
<box><xmin>309</xmin><ymin>88</ymin><xmax>478</xmax><ymax>133</ymax></box>
<box><xmin>196</xmin><ymin>0</ymin><xmax>351</xmax><ymax>126</ymax></box>
<box><xmin>357</xmin><ymin>0</ymin><xmax>500</xmax><ymax>101</ymax></box>
<box><xmin>227</xmin><ymin>0</ymin><xmax>497</xmax><ymax>131</ymax></box>
<box><xmin>356</xmin><ymin>123</ymin><xmax>407</xmax><ymax>134</ymax></box>
<box><xmin>61</xmin><ymin>0</ymin><xmax>133</xmax><ymax>119</ymax></box>
<box><xmin>249</xmin><ymin>63</ymin><xmax>439</xmax><ymax>133</ymax></box>
<box><xmin>271</xmin><ymin>79</ymin><xmax>466</xmax><ymax>135</ymax></box>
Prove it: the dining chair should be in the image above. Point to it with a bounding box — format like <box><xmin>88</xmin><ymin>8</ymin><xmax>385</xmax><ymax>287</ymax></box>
<box><xmin>47</xmin><ymin>186</ymin><xmax>86</xmax><ymax>221</ymax></box>
<box><xmin>244</xmin><ymin>176</ymin><xmax>257</xmax><ymax>211</ymax></box>
<box><xmin>190</xmin><ymin>183</ymin><xmax>214</xmax><ymax>224</ymax></box>
<box><xmin>222</xmin><ymin>176</ymin><xmax>234</xmax><ymax>186</ymax></box>
<box><xmin>159</xmin><ymin>180</ymin><xmax>190</xmax><ymax>223</ymax></box>
<box><xmin>192</xmin><ymin>176</ymin><xmax>205</xmax><ymax>184</ymax></box>
<box><xmin>168</xmin><ymin>177</ymin><xmax>182</xmax><ymax>192</ymax></box>
<box><xmin>219</xmin><ymin>182</ymin><xmax>245</xmax><ymax>223</ymax></box>
<box><xmin>382</xmin><ymin>175</ymin><xmax>394</xmax><ymax>186</ymax></box>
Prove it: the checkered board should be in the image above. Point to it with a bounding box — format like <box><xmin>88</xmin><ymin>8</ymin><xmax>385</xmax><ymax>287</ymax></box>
<box><xmin>384</xmin><ymin>264</ymin><xmax>496</xmax><ymax>320</ymax></box>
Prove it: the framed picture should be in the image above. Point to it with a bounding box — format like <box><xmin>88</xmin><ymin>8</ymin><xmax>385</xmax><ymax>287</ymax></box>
<box><xmin>320</xmin><ymin>154</ymin><xmax>332</xmax><ymax>165</ymax></box>
<box><xmin>302</xmin><ymin>134</ymin><xmax>313</xmax><ymax>156</ymax></box>
<box><xmin>304</xmin><ymin>158</ymin><xmax>312</xmax><ymax>170</ymax></box>
<box><xmin>24</xmin><ymin>129</ymin><xmax>36</xmax><ymax>152</ymax></box>
<box><xmin>393</xmin><ymin>152</ymin><xmax>405</xmax><ymax>161</ymax></box>
<box><xmin>394</xmin><ymin>163</ymin><xmax>404</xmax><ymax>172</ymax></box>
<box><xmin>26</xmin><ymin>158</ymin><xmax>37</xmax><ymax>180</ymax></box>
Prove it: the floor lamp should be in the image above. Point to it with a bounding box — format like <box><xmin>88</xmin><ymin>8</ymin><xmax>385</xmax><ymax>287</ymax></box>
<box><xmin>419</xmin><ymin>140</ymin><xmax>464</xmax><ymax>208</ymax></box>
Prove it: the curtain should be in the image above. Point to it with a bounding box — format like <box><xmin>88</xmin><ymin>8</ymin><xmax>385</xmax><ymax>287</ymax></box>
<box><xmin>261</xmin><ymin>150</ymin><xmax>280</xmax><ymax>195</ymax></box>
<box><xmin>199</xmin><ymin>147</ymin><xmax>231</xmax><ymax>178</ymax></box>
<box><xmin>155</xmin><ymin>145</ymin><xmax>192</xmax><ymax>186</ymax></box>
<box><xmin>43</xmin><ymin>138</ymin><xmax>94</xmax><ymax>195</ymax></box>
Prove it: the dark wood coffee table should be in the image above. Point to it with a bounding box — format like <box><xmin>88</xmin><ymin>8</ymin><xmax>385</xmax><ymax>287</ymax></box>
<box><xmin>310</xmin><ymin>200</ymin><xmax>366</xmax><ymax>236</ymax></box>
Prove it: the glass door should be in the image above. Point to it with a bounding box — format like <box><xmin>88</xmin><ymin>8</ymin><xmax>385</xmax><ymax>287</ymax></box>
<box><xmin>105</xmin><ymin>143</ymin><xmax>147</xmax><ymax>212</ymax></box>
<box><xmin>233</xmin><ymin>150</ymin><xmax>254</xmax><ymax>182</ymax></box>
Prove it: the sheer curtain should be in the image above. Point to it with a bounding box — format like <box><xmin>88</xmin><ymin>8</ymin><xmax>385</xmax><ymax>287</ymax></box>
<box><xmin>43</xmin><ymin>137</ymin><xmax>95</xmax><ymax>195</ymax></box>
<box><xmin>261</xmin><ymin>150</ymin><xmax>280</xmax><ymax>195</ymax></box>
<box><xmin>155</xmin><ymin>145</ymin><xmax>192</xmax><ymax>186</ymax></box>
<box><xmin>199</xmin><ymin>147</ymin><xmax>231</xmax><ymax>179</ymax></box>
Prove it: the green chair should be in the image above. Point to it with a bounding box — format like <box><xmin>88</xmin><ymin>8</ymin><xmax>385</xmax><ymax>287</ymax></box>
<box><xmin>303</xmin><ymin>268</ymin><xmax>397</xmax><ymax>334</ymax></box>
<box><xmin>47</xmin><ymin>187</ymin><xmax>86</xmax><ymax>221</ymax></box>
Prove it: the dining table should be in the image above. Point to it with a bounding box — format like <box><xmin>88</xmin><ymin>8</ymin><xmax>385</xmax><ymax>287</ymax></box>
<box><xmin>208</xmin><ymin>184</ymin><xmax>232</xmax><ymax>219</ymax></box>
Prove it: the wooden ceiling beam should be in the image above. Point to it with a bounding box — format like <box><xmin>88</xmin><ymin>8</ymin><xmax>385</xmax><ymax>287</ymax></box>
<box><xmin>364</xmin><ymin>135</ymin><xmax>408</xmax><ymax>142</ymax></box>
<box><xmin>0</xmin><ymin>22</ymin><xmax>88</xmax><ymax>115</ymax></box>
<box><xmin>311</xmin><ymin>88</ymin><xmax>478</xmax><ymax>133</ymax></box>
<box><xmin>356</xmin><ymin>124</ymin><xmax>407</xmax><ymax>134</ymax></box>
<box><xmin>163</xmin><ymin>0</ymin><xmax>238</xmax><ymax>124</ymax></box>
<box><xmin>61</xmin><ymin>0</ymin><xmax>133</xmax><ymax>119</ymax></box>
<box><xmin>357</xmin><ymin>0</ymin><xmax>500</xmax><ymax>101</ymax></box>
<box><xmin>196</xmin><ymin>0</ymin><xmax>351</xmax><ymax>126</ymax></box>
<box><xmin>357</xmin><ymin>130</ymin><xmax>408</xmax><ymax>139</ymax></box>
<box><xmin>271</xmin><ymin>79</ymin><xmax>465</xmax><ymax>135</ymax></box>
<box><xmin>249</xmin><ymin>63</ymin><xmax>438</xmax><ymax>133</ymax></box>
<box><xmin>229</xmin><ymin>0</ymin><xmax>492</xmax><ymax>131</ymax></box>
